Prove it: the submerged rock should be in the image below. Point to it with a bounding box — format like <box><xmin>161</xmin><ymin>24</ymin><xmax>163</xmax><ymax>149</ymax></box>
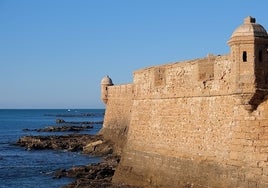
<box><xmin>56</xmin><ymin>119</ymin><xmax>65</xmax><ymax>124</ymax></box>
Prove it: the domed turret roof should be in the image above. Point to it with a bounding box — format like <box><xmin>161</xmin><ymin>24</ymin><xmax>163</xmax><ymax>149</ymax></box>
<box><xmin>230</xmin><ymin>16</ymin><xmax>267</xmax><ymax>38</ymax></box>
<box><xmin>101</xmin><ymin>75</ymin><xmax>113</xmax><ymax>85</ymax></box>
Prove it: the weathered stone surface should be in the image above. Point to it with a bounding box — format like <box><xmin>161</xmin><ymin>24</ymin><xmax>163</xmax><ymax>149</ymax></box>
<box><xmin>100</xmin><ymin>17</ymin><xmax>268</xmax><ymax>188</ymax></box>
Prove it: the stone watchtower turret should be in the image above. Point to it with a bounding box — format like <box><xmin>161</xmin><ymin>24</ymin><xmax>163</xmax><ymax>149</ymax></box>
<box><xmin>228</xmin><ymin>16</ymin><xmax>268</xmax><ymax>109</ymax></box>
<box><xmin>228</xmin><ymin>16</ymin><xmax>268</xmax><ymax>92</ymax></box>
<box><xmin>101</xmin><ymin>75</ymin><xmax>113</xmax><ymax>104</ymax></box>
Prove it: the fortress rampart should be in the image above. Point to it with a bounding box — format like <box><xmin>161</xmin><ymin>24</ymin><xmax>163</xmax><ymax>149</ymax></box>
<box><xmin>100</xmin><ymin>83</ymin><xmax>133</xmax><ymax>154</ymax></box>
<box><xmin>100</xmin><ymin>17</ymin><xmax>268</xmax><ymax>187</ymax></box>
<box><xmin>132</xmin><ymin>55</ymin><xmax>232</xmax><ymax>99</ymax></box>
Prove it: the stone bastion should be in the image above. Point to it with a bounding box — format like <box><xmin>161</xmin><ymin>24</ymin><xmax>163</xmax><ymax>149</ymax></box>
<box><xmin>100</xmin><ymin>16</ymin><xmax>268</xmax><ymax>187</ymax></box>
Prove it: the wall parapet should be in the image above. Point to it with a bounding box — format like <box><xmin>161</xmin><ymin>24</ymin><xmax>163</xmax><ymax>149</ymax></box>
<box><xmin>107</xmin><ymin>83</ymin><xmax>133</xmax><ymax>99</ymax></box>
<box><xmin>132</xmin><ymin>55</ymin><xmax>238</xmax><ymax>100</ymax></box>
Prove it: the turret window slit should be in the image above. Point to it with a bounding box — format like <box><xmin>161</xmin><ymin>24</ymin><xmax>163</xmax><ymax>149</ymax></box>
<box><xmin>259</xmin><ymin>50</ymin><xmax>263</xmax><ymax>62</ymax></box>
<box><xmin>243</xmin><ymin>51</ymin><xmax>247</xmax><ymax>62</ymax></box>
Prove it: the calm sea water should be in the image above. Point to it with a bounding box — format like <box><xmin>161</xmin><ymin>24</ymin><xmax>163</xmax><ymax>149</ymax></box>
<box><xmin>0</xmin><ymin>109</ymin><xmax>104</xmax><ymax>188</ymax></box>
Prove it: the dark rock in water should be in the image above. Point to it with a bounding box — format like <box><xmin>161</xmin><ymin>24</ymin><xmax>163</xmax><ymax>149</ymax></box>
<box><xmin>54</xmin><ymin>155</ymin><xmax>118</xmax><ymax>180</ymax></box>
<box><xmin>56</xmin><ymin>119</ymin><xmax>65</xmax><ymax>124</ymax></box>
<box><xmin>16</xmin><ymin>132</ymin><xmax>137</xmax><ymax>188</ymax></box>
<box><xmin>37</xmin><ymin>125</ymin><xmax>94</xmax><ymax>132</ymax></box>
<box><xmin>23</xmin><ymin>125</ymin><xmax>94</xmax><ymax>132</ymax></box>
<box><xmin>83</xmin><ymin>140</ymin><xmax>113</xmax><ymax>156</ymax></box>
<box><xmin>17</xmin><ymin>134</ymin><xmax>93</xmax><ymax>152</ymax></box>
<box><xmin>57</xmin><ymin>155</ymin><xmax>137</xmax><ymax>188</ymax></box>
<box><xmin>55</xmin><ymin>119</ymin><xmax>103</xmax><ymax>125</ymax></box>
<box><xmin>16</xmin><ymin>134</ymin><xmax>134</xmax><ymax>187</ymax></box>
<box><xmin>16</xmin><ymin>134</ymin><xmax>114</xmax><ymax>155</ymax></box>
<box><xmin>44</xmin><ymin>113</ymin><xmax>105</xmax><ymax>118</ymax></box>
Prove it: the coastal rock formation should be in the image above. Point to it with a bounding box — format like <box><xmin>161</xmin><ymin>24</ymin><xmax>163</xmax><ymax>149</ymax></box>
<box><xmin>16</xmin><ymin>131</ymin><xmax>135</xmax><ymax>187</ymax></box>
<box><xmin>55</xmin><ymin>119</ymin><xmax>103</xmax><ymax>125</ymax></box>
<box><xmin>55</xmin><ymin>155</ymin><xmax>125</xmax><ymax>188</ymax></box>
<box><xmin>16</xmin><ymin>133</ymin><xmax>123</xmax><ymax>187</ymax></box>
<box><xmin>22</xmin><ymin>120</ymin><xmax>103</xmax><ymax>132</ymax></box>
<box><xmin>44</xmin><ymin>113</ymin><xmax>104</xmax><ymax>118</ymax></box>
<box><xmin>23</xmin><ymin>125</ymin><xmax>94</xmax><ymax>132</ymax></box>
<box><xmin>58</xmin><ymin>155</ymin><xmax>139</xmax><ymax>188</ymax></box>
<box><xmin>56</xmin><ymin>119</ymin><xmax>66</xmax><ymax>123</ymax></box>
<box><xmin>100</xmin><ymin>17</ymin><xmax>268</xmax><ymax>187</ymax></box>
<box><xmin>16</xmin><ymin>134</ymin><xmax>113</xmax><ymax>155</ymax></box>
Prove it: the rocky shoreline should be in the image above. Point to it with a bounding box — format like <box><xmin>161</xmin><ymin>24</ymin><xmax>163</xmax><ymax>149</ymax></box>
<box><xmin>16</xmin><ymin>124</ymin><xmax>137</xmax><ymax>188</ymax></box>
<box><xmin>23</xmin><ymin>125</ymin><xmax>94</xmax><ymax>132</ymax></box>
<box><xmin>22</xmin><ymin>119</ymin><xmax>103</xmax><ymax>132</ymax></box>
<box><xmin>17</xmin><ymin>134</ymin><xmax>113</xmax><ymax>155</ymax></box>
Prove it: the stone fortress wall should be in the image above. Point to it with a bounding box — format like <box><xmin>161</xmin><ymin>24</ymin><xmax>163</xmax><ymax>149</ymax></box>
<box><xmin>100</xmin><ymin>17</ymin><xmax>268</xmax><ymax>187</ymax></box>
<box><xmin>100</xmin><ymin>83</ymin><xmax>133</xmax><ymax>154</ymax></box>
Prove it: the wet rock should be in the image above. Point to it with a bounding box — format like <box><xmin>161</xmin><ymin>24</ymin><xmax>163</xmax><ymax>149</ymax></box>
<box><xmin>56</xmin><ymin>155</ymin><xmax>137</xmax><ymax>188</ymax></box>
<box><xmin>16</xmin><ymin>133</ymin><xmax>136</xmax><ymax>188</ymax></box>
<box><xmin>23</xmin><ymin>125</ymin><xmax>94</xmax><ymax>132</ymax></box>
<box><xmin>59</xmin><ymin>121</ymin><xmax>103</xmax><ymax>125</ymax></box>
<box><xmin>83</xmin><ymin>140</ymin><xmax>114</xmax><ymax>156</ymax></box>
<box><xmin>44</xmin><ymin>113</ymin><xmax>105</xmax><ymax>118</ymax></box>
<box><xmin>56</xmin><ymin>119</ymin><xmax>65</xmax><ymax>124</ymax></box>
<box><xmin>55</xmin><ymin>119</ymin><xmax>102</xmax><ymax>125</ymax></box>
<box><xmin>37</xmin><ymin>125</ymin><xmax>94</xmax><ymax>132</ymax></box>
<box><xmin>16</xmin><ymin>134</ymin><xmax>105</xmax><ymax>152</ymax></box>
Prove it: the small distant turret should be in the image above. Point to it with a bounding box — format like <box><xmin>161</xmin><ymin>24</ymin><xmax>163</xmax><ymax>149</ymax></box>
<box><xmin>101</xmin><ymin>75</ymin><xmax>113</xmax><ymax>104</ymax></box>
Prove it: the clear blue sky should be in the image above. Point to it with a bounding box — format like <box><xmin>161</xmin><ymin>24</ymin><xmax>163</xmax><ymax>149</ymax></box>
<box><xmin>0</xmin><ymin>0</ymin><xmax>267</xmax><ymax>109</ymax></box>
